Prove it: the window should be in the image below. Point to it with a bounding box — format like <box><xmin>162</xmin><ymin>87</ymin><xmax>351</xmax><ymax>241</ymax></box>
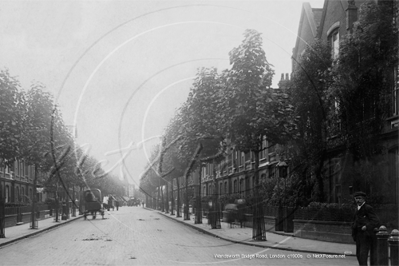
<box><xmin>25</xmin><ymin>162</ymin><xmax>29</xmax><ymax>176</ymax></box>
<box><xmin>269</xmin><ymin>167</ymin><xmax>275</xmax><ymax>179</ymax></box>
<box><xmin>253</xmin><ymin>175</ymin><xmax>259</xmax><ymax>188</ymax></box>
<box><xmin>260</xmin><ymin>136</ymin><xmax>267</xmax><ymax>160</ymax></box>
<box><xmin>5</xmin><ymin>163</ymin><xmax>11</xmax><ymax>173</ymax></box>
<box><xmin>261</xmin><ymin>173</ymin><xmax>266</xmax><ymax>182</ymax></box>
<box><xmin>327</xmin><ymin>22</ymin><xmax>340</xmax><ymax>60</ymax></box>
<box><xmin>331</xmin><ymin>30</ymin><xmax>340</xmax><ymax>59</ymax></box>
<box><xmin>201</xmin><ymin>166</ymin><xmax>206</xmax><ymax>178</ymax></box>
<box><xmin>19</xmin><ymin>161</ymin><xmax>23</xmax><ymax>176</ymax></box>
<box><xmin>5</xmin><ymin>185</ymin><xmax>10</xmax><ymax>203</ymax></box>
<box><xmin>245</xmin><ymin>151</ymin><xmax>250</xmax><ymax>162</ymax></box>
<box><xmin>22</xmin><ymin>187</ymin><xmax>25</xmax><ymax>202</ymax></box>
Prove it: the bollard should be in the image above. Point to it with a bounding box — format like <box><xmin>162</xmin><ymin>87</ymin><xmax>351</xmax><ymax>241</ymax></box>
<box><xmin>376</xmin><ymin>225</ymin><xmax>389</xmax><ymax>266</ymax></box>
<box><xmin>388</xmin><ymin>229</ymin><xmax>399</xmax><ymax>266</ymax></box>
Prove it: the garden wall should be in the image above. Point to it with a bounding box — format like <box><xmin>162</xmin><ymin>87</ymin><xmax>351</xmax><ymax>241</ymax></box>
<box><xmin>293</xmin><ymin>219</ymin><xmax>353</xmax><ymax>244</ymax></box>
<box><xmin>4</xmin><ymin>209</ymin><xmax>50</xmax><ymax>228</ymax></box>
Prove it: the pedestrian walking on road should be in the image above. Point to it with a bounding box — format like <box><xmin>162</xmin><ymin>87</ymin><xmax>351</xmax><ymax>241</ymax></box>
<box><xmin>351</xmin><ymin>191</ymin><xmax>380</xmax><ymax>266</ymax></box>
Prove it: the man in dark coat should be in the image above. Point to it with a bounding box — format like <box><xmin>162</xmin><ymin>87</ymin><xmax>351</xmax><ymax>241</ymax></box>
<box><xmin>351</xmin><ymin>191</ymin><xmax>380</xmax><ymax>266</ymax></box>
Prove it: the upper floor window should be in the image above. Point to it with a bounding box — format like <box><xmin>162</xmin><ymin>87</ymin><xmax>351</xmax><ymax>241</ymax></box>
<box><xmin>25</xmin><ymin>162</ymin><xmax>29</xmax><ymax>176</ymax></box>
<box><xmin>201</xmin><ymin>166</ymin><xmax>206</xmax><ymax>178</ymax></box>
<box><xmin>260</xmin><ymin>136</ymin><xmax>267</xmax><ymax>160</ymax></box>
<box><xmin>331</xmin><ymin>30</ymin><xmax>340</xmax><ymax>59</ymax></box>
<box><xmin>327</xmin><ymin>22</ymin><xmax>340</xmax><ymax>60</ymax></box>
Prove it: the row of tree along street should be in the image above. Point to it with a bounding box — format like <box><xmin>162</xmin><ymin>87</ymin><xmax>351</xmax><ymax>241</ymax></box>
<box><xmin>0</xmin><ymin>69</ymin><xmax>126</xmax><ymax>235</ymax></box>
<box><xmin>140</xmin><ymin>2</ymin><xmax>398</xmax><ymax>240</ymax></box>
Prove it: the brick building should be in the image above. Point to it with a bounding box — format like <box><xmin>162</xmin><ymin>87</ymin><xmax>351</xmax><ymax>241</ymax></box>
<box><xmin>291</xmin><ymin>0</ymin><xmax>398</xmax><ymax>204</ymax></box>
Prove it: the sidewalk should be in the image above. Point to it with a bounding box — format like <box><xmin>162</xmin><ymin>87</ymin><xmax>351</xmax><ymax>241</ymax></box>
<box><xmin>155</xmin><ymin>209</ymin><xmax>356</xmax><ymax>256</ymax></box>
<box><xmin>0</xmin><ymin>215</ymin><xmax>83</xmax><ymax>248</ymax></box>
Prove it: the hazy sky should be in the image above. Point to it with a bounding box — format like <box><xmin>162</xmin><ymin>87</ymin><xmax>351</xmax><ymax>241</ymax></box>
<box><xmin>0</xmin><ymin>0</ymin><xmax>324</xmax><ymax>187</ymax></box>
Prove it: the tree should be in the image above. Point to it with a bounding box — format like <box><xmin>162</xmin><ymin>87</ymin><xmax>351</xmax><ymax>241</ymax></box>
<box><xmin>179</xmin><ymin>68</ymin><xmax>228</xmax><ymax>222</ymax></box>
<box><xmin>220</xmin><ymin>29</ymin><xmax>295</xmax><ymax>240</ymax></box>
<box><xmin>0</xmin><ymin>69</ymin><xmax>24</xmax><ymax>167</ymax></box>
<box><xmin>288</xmin><ymin>39</ymin><xmax>333</xmax><ymax>204</ymax></box>
<box><xmin>139</xmin><ymin>144</ymin><xmax>163</xmax><ymax>209</ymax></box>
<box><xmin>20</xmin><ymin>83</ymin><xmax>58</xmax><ymax>171</ymax></box>
<box><xmin>20</xmin><ymin>83</ymin><xmax>71</xmax><ymax>225</ymax></box>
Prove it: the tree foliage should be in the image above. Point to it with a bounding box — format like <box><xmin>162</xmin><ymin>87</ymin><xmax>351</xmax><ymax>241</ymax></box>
<box><xmin>0</xmin><ymin>69</ymin><xmax>24</xmax><ymax>166</ymax></box>
<box><xmin>288</xmin><ymin>39</ymin><xmax>333</xmax><ymax>203</ymax></box>
<box><xmin>223</xmin><ymin>29</ymin><xmax>294</xmax><ymax>152</ymax></box>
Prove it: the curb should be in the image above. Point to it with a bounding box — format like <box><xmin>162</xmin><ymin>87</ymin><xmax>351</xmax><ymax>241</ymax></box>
<box><xmin>155</xmin><ymin>210</ymin><xmax>355</xmax><ymax>257</ymax></box>
<box><xmin>0</xmin><ymin>216</ymin><xmax>83</xmax><ymax>248</ymax></box>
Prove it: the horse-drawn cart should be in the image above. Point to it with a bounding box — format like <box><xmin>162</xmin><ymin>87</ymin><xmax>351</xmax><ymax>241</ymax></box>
<box><xmin>83</xmin><ymin>189</ymin><xmax>105</xmax><ymax>220</ymax></box>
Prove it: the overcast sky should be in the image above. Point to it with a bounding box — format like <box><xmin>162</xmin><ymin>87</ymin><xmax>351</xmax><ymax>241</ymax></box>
<box><xmin>0</xmin><ymin>0</ymin><xmax>324</xmax><ymax>187</ymax></box>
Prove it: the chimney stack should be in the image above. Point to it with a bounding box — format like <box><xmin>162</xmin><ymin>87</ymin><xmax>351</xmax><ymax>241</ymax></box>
<box><xmin>346</xmin><ymin>0</ymin><xmax>357</xmax><ymax>33</ymax></box>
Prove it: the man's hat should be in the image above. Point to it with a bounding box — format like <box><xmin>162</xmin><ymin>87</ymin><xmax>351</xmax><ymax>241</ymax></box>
<box><xmin>353</xmin><ymin>191</ymin><xmax>366</xmax><ymax>197</ymax></box>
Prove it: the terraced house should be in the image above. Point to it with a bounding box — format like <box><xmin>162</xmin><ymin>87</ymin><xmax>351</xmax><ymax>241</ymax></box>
<box><xmin>0</xmin><ymin>161</ymin><xmax>46</xmax><ymax>204</ymax></box>
<box><xmin>176</xmin><ymin>0</ymin><xmax>398</xmax><ymax>214</ymax></box>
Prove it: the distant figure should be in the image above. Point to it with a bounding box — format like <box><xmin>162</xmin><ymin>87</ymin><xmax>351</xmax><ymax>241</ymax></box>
<box><xmin>116</xmin><ymin>200</ymin><xmax>119</xmax><ymax>211</ymax></box>
<box><xmin>107</xmin><ymin>195</ymin><xmax>114</xmax><ymax>211</ymax></box>
<box><xmin>351</xmin><ymin>191</ymin><xmax>380</xmax><ymax>266</ymax></box>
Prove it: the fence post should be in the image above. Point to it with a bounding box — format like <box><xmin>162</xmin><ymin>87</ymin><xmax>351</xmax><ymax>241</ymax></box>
<box><xmin>388</xmin><ymin>229</ymin><xmax>399</xmax><ymax>266</ymax></box>
<box><xmin>376</xmin><ymin>225</ymin><xmax>389</xmax><ymax>266</ymax></box>
<box><xmin>0</xmin><ymin>197</ymin><xmax>5</xmax><ymax>238</ymax></box>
